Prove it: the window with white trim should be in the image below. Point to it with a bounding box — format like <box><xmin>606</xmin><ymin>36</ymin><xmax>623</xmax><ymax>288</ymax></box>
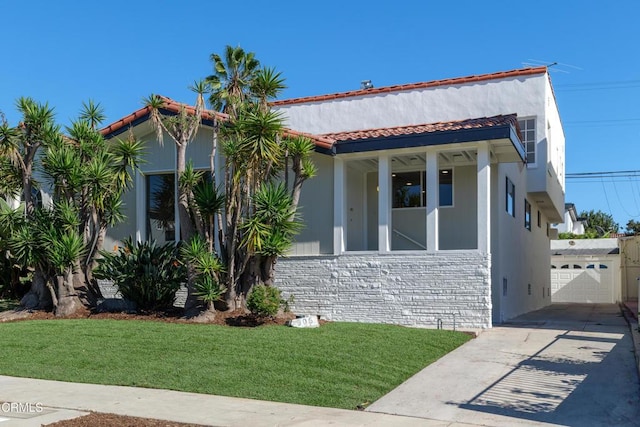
<box><xmin>147</xmin><ymin>173</ymin><xmax>176</xmax><ymax>242</ymax></box>
<box><xmin>506</xmin><ymin>177</ymin><xmax>515</xmax><ymax>217</ymax></box>
<box><xmin>518</xmin><ymin>118</ymin><xmax>536</xmax><ymax>164</ymax></box>
<box><xmin>391</xmin><ymin>169</ymin><xmax>453</xmax><ymax>208</ymax></box>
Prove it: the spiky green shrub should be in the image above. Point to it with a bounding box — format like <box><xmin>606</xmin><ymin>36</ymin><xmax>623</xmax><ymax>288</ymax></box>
<box><xmin>94</xmin><ymin>238</ymin><xmax>187</xmax><ymax>310</ymax></box>
<box><xmin>246</xmin><ymin>285</ymin><xmax>282</xmax><ymax>317</ymax></box>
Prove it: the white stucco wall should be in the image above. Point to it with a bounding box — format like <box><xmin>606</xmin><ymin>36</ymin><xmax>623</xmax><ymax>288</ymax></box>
<box><xmin>491</xmin><ymin>163</ymin><xmax>552</xmax><ymax>323</ymax></box>
<box><xmin>276</xmin><ymin>251</ymin><xmax>492</xmax><ymax>329</ymax></box>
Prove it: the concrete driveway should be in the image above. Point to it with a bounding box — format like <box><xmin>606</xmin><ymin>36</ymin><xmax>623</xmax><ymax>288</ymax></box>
<box><xmin>367</xmin><ymin>303</ymin><xmax>640</xmax><ymax>427</ymax></box>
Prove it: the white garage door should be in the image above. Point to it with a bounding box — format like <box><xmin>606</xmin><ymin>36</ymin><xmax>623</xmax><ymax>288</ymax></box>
<box><xmin>551</xmin><ymin>261</ymin><xmax>615</xmax><ymax>303</ymax></box>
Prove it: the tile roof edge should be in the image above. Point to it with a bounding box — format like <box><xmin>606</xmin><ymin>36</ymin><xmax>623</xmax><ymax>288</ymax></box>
<box><xmin>99</xmin><ymin>96</ymin><xmax>335</xmax><ymax>150</ymax></box>
<box><xmin>271</xmin><ymin>67</ymin><xmax>548</xmax><ymax>106</ymax></box>
<box><xmin>320</xmin><ymin>113</ymin><xmax>518</xmax><ymax>141</ymax></box>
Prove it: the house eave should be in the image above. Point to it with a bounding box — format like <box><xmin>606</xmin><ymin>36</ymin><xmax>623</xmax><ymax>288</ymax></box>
<box><xmin>333</xmin><ymin>124</ymin><xmax>525</xmax><ymax>162</ymax></box>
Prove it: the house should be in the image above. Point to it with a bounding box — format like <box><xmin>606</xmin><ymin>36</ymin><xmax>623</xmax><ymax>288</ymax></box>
<box><xmin>552</xmin><ymin>203</ymin><xmax>587</xmax><ymax>235</ymax></box>
<box><xmin>102</xmin><ymin>66</ymin><xmax>566</xmax><ymax>329</ymax></box>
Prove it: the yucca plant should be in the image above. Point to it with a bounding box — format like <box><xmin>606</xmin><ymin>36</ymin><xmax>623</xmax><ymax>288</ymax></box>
<box><xmin>180</xmin><ymin>235</ymin><xmax>225</xmax><ymax>314</ymax></box>
<box><xmin>95</xmin><ymin>238</ymin><xmax>187</xmax><ymax>311</ymax></box>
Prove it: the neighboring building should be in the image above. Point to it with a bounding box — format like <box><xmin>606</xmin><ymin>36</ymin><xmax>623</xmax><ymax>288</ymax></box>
<box><xmin>552</xmin><ymin>203</ymin><xmax>587</xmax><ymax>235</ymax></box>
<box><xmin>102</xmin><ymin>66</ymin><xmax>566</xmax><ymax>329</ymax></box>
<box><xmin>550</xmin><ymin>238</ymin><xmax>621</xmax><ymax>304</ymax></box>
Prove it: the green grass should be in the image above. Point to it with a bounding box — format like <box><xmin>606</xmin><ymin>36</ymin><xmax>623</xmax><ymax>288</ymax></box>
<box><xmin>0</xmin><ymin>320</ymin><xmax>470</xmax><ymax>409</ymax></box>
<box><xmin>0</xmin><ymin>299</ymin><xmax>19</xmax><ymax>311</ymax></box>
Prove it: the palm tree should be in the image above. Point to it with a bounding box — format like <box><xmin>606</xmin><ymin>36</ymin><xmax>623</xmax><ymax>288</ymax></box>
<box><xmin>206</xmin><ymin>45</ymin><xmax>260</xmax><ymax>117</ymax></box>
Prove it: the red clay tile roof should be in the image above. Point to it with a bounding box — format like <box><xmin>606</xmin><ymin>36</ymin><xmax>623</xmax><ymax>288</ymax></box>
<box><xmin>272</xmin><ymin>67</ymin><xmax>548</xmax><ymax>106</ymax></box>
<box><xmin>99</xmin><ymin>96</ymin><xmax>229</xmax><ymax>137</ymax></box>
<box><xmin>322</xmin><ymin>114</ymin><xmax>519</xmax><ymax>142</ymax></box>
<box><xmin>99</xmin><ymin>96</ymin><xmax>334</xmax><ymax>150</ymax></box>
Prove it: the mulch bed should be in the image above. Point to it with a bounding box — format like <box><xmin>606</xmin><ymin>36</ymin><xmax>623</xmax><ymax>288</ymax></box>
<box><xmin>2</xmin><ymin>306</ymin><xmax>297</xmax><ymax>326</ymax></box>
<box><xmin>45</xmin><ymin>412</ymin><xmax>209</xmax><ymax>427</ymax></box>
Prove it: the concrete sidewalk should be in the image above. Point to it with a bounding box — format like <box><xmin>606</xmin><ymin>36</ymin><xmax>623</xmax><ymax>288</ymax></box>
<box><xmin>0</xmin><ymin>375</ymin><xmax>482</xmax><ymax>427</ymax></box>
<box><xmin>368</xmin><ymin>303</ymin><xmax>640</xmax><ymax>427</ymax></box>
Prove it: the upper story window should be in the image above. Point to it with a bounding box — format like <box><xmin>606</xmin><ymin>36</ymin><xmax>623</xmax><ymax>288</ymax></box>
<box><xmin>506</xmin><ymin>177</ymin><xmax>515</xmax><ymax>217</ymax></box>
<box><xmin>524</xmin><ymin>200</ymin><xmax>532</xmax><ymax>231</ymax></box>
<box><xmin>518</xmin><ymin>118</ymin><xmax>536</xmax><ymax>165</ymax></box>
<box><xmin>392</xmin><ymin>169</ymin><xmax>454</xmax><ymax>208</ymax></box>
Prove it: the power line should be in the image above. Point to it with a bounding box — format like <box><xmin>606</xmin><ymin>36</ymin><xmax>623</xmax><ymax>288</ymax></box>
<box><xmin>566</xmin><ymin>170</ymin><xmax>640</xmax><ymax>179</ymax></box>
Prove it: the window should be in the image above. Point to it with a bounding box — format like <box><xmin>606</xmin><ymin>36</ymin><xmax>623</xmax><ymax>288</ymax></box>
<box><xmin>561</xmin><ymin>264</ymin><xmax>569</xmax><ymax>269</ymax></box>
<box><xmin>518</xmin><ymin>118</ymin><xmax>536</xmax><ymax>164</ymax></box>
<box><xmin>439</xmin><ymin>169</ymin><xmax>453</xmax><ymax>207</ymax></box>
<box><xmin>524</xmin><ymin>200</ymin><xmax>532</xmax><ymax>230</ymax></box>
<box><xmin>528</xmin><ymin>283</ymin><xmax>531</xmax><ymax>295</ymax></box>
<box><xmin>537</xmin><ymin>210</ymin><xmax>541</xmax><ymax>228</ymax></box>
<box><xmin>506</xmin><ymin>177</ymin><xmax>515</xmax><ymax>217</ymax></box>
<box><xmin>147</xmin><ymin>174</ymin><xmax>175</xmax><ymax>242</ymax></box>
<box><xmin>393</xmin><ymin>171</ymin><xmax>423</xmax><ymax>208</ymax></box>
<box><xmin>551</xmin><ymin>265</ymin><xmax>557</xmax><ymax>269</ymax></box>
<box><xmin>392</xmin><ymin>169</ymin><xmax>453</xmax><ymax>208</ymax></box>
<box><xmin>502</xmin><ymin>277</ymin><xmax>508</xmax><ymax>296</ymax></box>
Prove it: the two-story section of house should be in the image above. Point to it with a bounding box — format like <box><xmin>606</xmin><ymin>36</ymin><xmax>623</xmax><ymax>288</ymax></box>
<box><xmin>271</xmin><ymin>66</ymin><xmax>565</xmax><ymax>328</ymax></box>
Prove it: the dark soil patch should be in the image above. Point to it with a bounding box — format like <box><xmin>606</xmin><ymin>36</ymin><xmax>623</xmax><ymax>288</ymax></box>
<box><xmin>1</xmin><ymin>306</ymin><xmax>297</xmax><ymax>327</ymax></box>
<box><xmin>45</xmin><ymin>412</ymin><xmax>208</xmax><ymax>426</ymax></box>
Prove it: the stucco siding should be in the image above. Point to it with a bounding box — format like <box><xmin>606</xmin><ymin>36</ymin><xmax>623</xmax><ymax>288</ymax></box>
<box><xmin>289</xmin><ymin>153</ymin><xmax>334</xmax><ymax>255</ymax></box>
<box><xmin>274</xmin><ymin>75</ymin><xmax>547</xmax><ymax>135</ymax></box>
<box><xmin>439</xmin><ymin>165</ymin><xmax>477</xmax><ymax>250</ymax></box>
<box><xmin>491</xmin><ymin>163</ymin><xmax>551</xmax><ymax>323</ymax></box>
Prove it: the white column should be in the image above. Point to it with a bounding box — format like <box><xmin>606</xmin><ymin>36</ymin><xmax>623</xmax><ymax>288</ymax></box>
<box><xmin>135</xmin><ymin>170</ymin><xmax>146</xmax><ymax>243</ymax></box>
<box><xmin>378</xmin><ymin>154</ymin><xmax>391</xmax><ymax>252</ymax></box>
<box><xmin>477</xmin><ymin>142</ymin><xmax>491</xmax><ymax>253</ymax></box>
<box><xmin>333</xmin><ymin>157</ymin><xmax>345</xmax><ymax>255</ymax></box>
<box><xmin>426</xmin><ymin>149</ymin><xmax>439</xmax><ymax>251</ymax></box>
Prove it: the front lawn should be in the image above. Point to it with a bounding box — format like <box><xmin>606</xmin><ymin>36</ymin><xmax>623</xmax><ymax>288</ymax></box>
<box><xmin>0</xmin><ymin>320</ymin><xmax>470</xmax><ymax>409</ymax></box>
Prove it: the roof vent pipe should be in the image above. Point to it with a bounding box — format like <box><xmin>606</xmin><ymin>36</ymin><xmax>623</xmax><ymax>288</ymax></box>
<box><xmin>361</xmin><ymin>80</ymin><xmax>374</xmax><ymax>90</ymax></box>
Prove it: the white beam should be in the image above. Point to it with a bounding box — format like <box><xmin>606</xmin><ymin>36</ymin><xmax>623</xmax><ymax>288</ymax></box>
<box><xmin>426</xmin><ymin>149</ymin><xmax>439</xmax><ymax>251</ymax></box>
<box><xmin>477</xmin><ymin>142</ymin><xmax>491</xmax><ymax>253</ymax></box>
<box><xmin>378</xmin><ymin>154</ymin><xmax>391</xmax><ymax>252</ymax></box>
<box><xmin>135</xmin><ymin>170</ymin><xmax>146</xmax><ymax>243</ymax></box>
<box><xmin>333</xmin><ymin>157</ymin><xmax>345</xmax><ymax>255</ymax></box>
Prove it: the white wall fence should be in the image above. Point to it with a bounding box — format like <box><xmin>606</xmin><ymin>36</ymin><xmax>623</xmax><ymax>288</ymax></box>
<box><xmin>275</xmin><ymin>251</ymin><xmax>492</xmax><ymax>330</ymax></box>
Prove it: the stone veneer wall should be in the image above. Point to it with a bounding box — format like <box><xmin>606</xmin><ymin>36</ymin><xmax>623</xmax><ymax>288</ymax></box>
<box><xmin>275</xmin><ymin>251</ymin><xmax>492</xmax><ymax>329</ymax></box>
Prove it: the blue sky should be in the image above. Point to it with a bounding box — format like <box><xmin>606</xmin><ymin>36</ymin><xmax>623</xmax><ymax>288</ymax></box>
<box><xmin>1</xmin><ymin>1</ymin><xmax>638</xmax><ymax>230</ymax></box>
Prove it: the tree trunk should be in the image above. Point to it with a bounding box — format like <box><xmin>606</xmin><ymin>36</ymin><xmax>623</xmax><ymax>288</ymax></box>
<box><xmin>260</xmin><ymin>255</ymin><xmax>278</xmax><ymax>287</ymax></box>
<box><xmin>19</xmin><ymin>268</ymin><xmax>52</xmax><ymax>310</ymax></box>
<box><xmin>176</xmin><ymin>144</ymin><xmax>196</xmax><ymax>241</ymax></box>
<box><xmin>183</xmin><ymin>265</ymin><xmax>201</xmax><ymax>318</ymax></box>
<box><xmin>54</xmin><ymin>269</ymin><xmax>82</xmax><ymax>317</ymax></box>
